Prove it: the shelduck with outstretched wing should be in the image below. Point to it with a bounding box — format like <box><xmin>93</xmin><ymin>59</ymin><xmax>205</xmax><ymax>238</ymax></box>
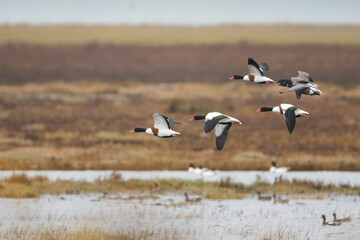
<box><xmin>130</xmin><ymin>113</ymin><xmax>181</xmax><ymax>138</ymax></box>
<box><xmin>230</xmin><ymin>58</ymin><xmax>274</xmax><ymax>84</ymax></box>
<box><xmin>256</xmin><ymin>104</ymin><xmax>310</xmax><ymax>134</ymax></box>
<box><xmin>189</xmin><ymin>112</ymin><xmax>242</xmax><ymax>151</ymax></box>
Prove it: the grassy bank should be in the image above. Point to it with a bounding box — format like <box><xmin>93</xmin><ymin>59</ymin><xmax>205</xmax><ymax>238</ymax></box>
<box><xmin>1</xmin><ymin>25</ymin><xmax>360</xmax><ymax>46</ymax></box>
<box><xmin>1</xmin><ymin>173</ymin><xmax>359</xmax><ymax>199</ymax></box>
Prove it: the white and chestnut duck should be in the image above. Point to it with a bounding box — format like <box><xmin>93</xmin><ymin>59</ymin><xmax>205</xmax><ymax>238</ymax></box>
<box><xmin>198</xmin><ymin>164</ymin><xmax>217</xmax><ymax>176</ymax></box>
<box><xmin>230</xmin><ymin>58</ymin><xmax>274</xmax><ymax>84</ymax></box>
<box><xmin>189</xmin><ymin>112</ymin><xmax>242</xmax><ymax>151</ymax></box>
<box><xmin>188</xmin><ymin>163</ymin><xmax>196</xmax><ymax>173</ymax></box>
<box><xmin>322</xmin><ymin>215</ymin><xmax>342</xmax><ymax>226</ymax></box>
<box><xmin>270</xmin><ymin>161</ymin><xmax>290</xmax><ymax>174</ymax></box>
<box><xmin>256</xmin><ymin>104</ymin><xmax>310</xmax><ymax>134</ymax></box>
<box><xmin>130</xmin><ymin>113</ymin><xmax>181</xmax><ymax>138</ymax></box>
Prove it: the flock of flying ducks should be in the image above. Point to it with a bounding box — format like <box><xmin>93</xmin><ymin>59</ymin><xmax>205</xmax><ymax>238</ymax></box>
<box><xmin>130</xmin><ymin>58</ymin><xmax>323</xmax><ymax>151</ymax></box>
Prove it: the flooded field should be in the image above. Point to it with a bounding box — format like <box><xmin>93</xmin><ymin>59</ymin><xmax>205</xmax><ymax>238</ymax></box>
<box><xmin>0</xmin><ymin>170</ymin><xmax>359</xmax><ymax>239</ymax></box>
<box><xmin>0</xmin><ymin>170</ymin><xmax>359</xmax><ymax>186</ymax></box>
<box><xmin>0</xmin><ymin>193</ymin><xmax>359</xmax><ymax>239</ymax></box>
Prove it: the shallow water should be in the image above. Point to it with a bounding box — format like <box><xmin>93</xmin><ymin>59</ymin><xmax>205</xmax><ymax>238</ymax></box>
<box><xmin>0</xmin><ymin>193</ymin><xmax>359</xmax><ymax>239</ymax></box>
<box><xmin>0</xmin><ymin>170</ymin><xmax>359</xmax><ymax>186</ymax></box>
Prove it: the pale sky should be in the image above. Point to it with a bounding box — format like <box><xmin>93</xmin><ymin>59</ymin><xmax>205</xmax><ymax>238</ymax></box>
<box><xmin>0</xmin><ymin>0</ymin><xmax>359</xmax><ymax>25</ymax></box>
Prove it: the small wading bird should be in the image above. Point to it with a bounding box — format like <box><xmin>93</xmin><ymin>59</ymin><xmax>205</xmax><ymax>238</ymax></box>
<box><xmin>188</xmin><ymin>163</ymin><xmax>202</xmax><ymax>175</ymax></box>
<box><xmin>333</xmin><ymin>213</ymin><xmax>351</xmax><ymax>223</ymax></box>
<box><xmin>256</xmin><ymin>191</ymin><xmax>272</xmax><ymax>201</ymax></box>
<box><xmin>256</xmin><ymin>104</ymin><xmax>310</xmax><ymax>134</ymax></box>
<box><xmin>184</xmin><ymin>193</ymin><xmax>201</xmax><ymax>203</ymax></box>
<box><xmin>130</xmin><ymin>113</ymin><xmax>181</xmax><ymax>138</ymax></box>
<box><xmin>230</xmin><ymin>58</ymin><xmax>274</xmax><ymax>84</ymax></box>
<box><xmin>278</xmin><ymin>71</ymin><xmax>322</xmax><ymax>99</ymax></box>
<box><xmin>198</xmin><ymin>164</ymin><xmax>217</xmax><ymax>176</ymax></box>
<box><xmin>188</xmin><ymin>164</ymin><xmax>216</xmax><ymax>176</ymax></box>
<box><xmin>270</xmin><ymin>161</ymin><xmax>290</xmax><ymax>174</ymax></box>
<box><xmin>273</xmin><ymin>194</ymin><xmax>289</xmax><ymax>204</ymax></box>
<box><xmin>322</xmin><ymin>215</ymin><xmax>342</xmax><ymax>226</ymax></box>
<box><xmin>189</xmin><ymin>112</ymin><xmax>242</xmax><ymax>151</ymax></box>
<box><xmin>188</xmin><ymin>163</ymin><xmax>196</xmax><ymax>173</ymax></box>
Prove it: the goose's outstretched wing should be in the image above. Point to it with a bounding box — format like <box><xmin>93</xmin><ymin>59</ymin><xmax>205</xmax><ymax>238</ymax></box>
<box><xmin>248</xmin><ymin>58</ymin><xmax>263</xmax><ymax>76</ymax></box>
<box><xmin>284</xmin><ymin>107</ymin><xmax>297</xmax><ymax>134</ymax></box>
<box><xmin>291</xmin><ymin>71</ymin><xmax>313</xmax><ymax>84</ymax></box>
<box><xmin>204</xmin><ymin>114</ymin><xmax>228</xmax><ymax>133</ymax></box>
<box><xmin>282</xmin><ymin>84</ymin><xmax>309</xmax><ymax>93</ymax></box>
<box><xmin>215</xmin><ymin>123</ymin><xmax>232</xmax><ymax>151</ymax></box>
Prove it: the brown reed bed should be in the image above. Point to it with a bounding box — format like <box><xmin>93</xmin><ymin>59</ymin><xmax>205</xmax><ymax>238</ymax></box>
<box><xmin>0</xmin><ymin>81</ymin><xmax>358</xmax><ymax>171</ymax></box>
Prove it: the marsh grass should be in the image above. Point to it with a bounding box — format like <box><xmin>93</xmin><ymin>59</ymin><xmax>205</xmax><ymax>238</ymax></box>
<box><xmin>0</xmin><ymin>173</ymin><xmax>359</xmax><ymax>199</ymax></box>
<box><xmin>261</xmin><ymin>226</ymin><xmax>310</xmax><ymax>240</ymax></box>
<box><xmin>0</xmin><ymin>82</ymin><xmax>358</xmax><ymax>171</ymax></box>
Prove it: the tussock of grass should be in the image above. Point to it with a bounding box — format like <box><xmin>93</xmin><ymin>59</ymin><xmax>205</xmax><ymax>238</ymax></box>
<box><xmin>261</xmin><ymin>226</ymin><xmax>310</xmax><ymax>240</ymax></box>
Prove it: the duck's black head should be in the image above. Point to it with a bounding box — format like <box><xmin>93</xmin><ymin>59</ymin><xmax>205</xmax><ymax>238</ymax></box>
<box><xmin>271</xmin><ymin>161</ymin><xmax>276</xmax><ymax>167</ymax></box>
<box><xmin>230</xmin><ymin>75</ymin><xmax>244</xmax><ymax>80</ymax></box>
<box><xmin>130</xmin><ymin>128</ymin><xmax>147</xmax><ymax>133</ymax></box>
<box><xmin>256</xmin><ymin>107</ymin><xmax>273</xmax><ymax>112</ymax></box>
<box><xmin>189</xmin><ymin>115</ymin><xmax>206</xmax><ymax>121</ymax></box>
<box><xmin>189</xmin><ymin>163</ymin><xmax>195</xmax><ymax>168</ymax></box>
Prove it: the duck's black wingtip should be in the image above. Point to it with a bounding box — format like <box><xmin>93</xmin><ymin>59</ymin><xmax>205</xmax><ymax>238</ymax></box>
<box><xmin>248</xmin><ymin>58</ymin><xmax>256</xmax><ymax>65</ymax></box>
